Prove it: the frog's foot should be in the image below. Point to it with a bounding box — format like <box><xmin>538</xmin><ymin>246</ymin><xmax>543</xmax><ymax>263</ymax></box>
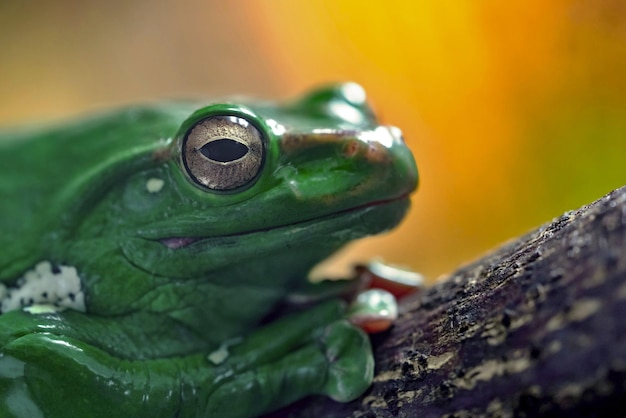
<box><xmin>318</xmin><ymin>319</ymin><xmax>374</xmax><ymax>401</ymax></box>
<box><xmin>347</xmin><ymin>288</ymin><xmax>399</xmax><ymax>334</ymax></box>
<box><xmin>204</xmin><ymin>318</ymin><xmax>373</xmax><ymax>417</ymax></box>
<box><xmin>344</xmin><ymin>259</ymin><xmax>425</xmax><ymax>333</ymax></box>
<box><xmin>234</xmin><ymin>301</ymin><xmax>374</xmax><ymax>400</ymax></box>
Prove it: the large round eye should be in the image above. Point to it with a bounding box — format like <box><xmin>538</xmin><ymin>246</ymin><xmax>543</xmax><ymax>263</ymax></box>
<box><xmin>182</xmin><ymin>115</ymin><xmax>265</xmax><ymax>191</ymax></box>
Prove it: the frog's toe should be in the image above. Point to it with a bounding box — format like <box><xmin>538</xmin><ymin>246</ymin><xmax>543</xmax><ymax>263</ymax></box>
<box><xmin>320</xmin><ymin>320</ymin><xmax>374</xmax><ymax>402</ymax></box>
<box><xmin>347</xmin><ymin>288</ymin><xmax>398</xmax><ymax>334</ymax></box>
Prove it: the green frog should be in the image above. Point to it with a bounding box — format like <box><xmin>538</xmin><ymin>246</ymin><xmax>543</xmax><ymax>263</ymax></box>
<box><xmin>0</xmin><ymin>83</ymin><xmax>418</xmax><ymax>417</ymax></box>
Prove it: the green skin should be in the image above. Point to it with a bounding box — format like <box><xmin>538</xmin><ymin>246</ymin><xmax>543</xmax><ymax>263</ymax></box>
<box><xmin>0</xmin><ymin>83</ymin><xmax>418</xmax><ymax>417</ymax></box>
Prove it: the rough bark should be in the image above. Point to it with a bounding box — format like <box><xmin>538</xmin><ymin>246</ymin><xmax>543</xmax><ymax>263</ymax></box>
<box><xmin>271</xmin><ymin>186</ymin><xmax>626</xmax><ymax>417</ymax></box>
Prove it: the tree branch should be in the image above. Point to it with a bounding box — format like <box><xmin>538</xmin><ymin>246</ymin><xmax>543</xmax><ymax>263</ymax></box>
<box><xmin>272</xmin><ymin>186</ymin><xmax>626</xmax><ymax>417</ymax></box>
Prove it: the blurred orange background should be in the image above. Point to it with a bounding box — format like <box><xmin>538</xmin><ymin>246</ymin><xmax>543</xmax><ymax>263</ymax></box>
<box><xmin>1</xmin><ymin>1</ymin><xmax>624</xmax><ymax>280</ymax></box>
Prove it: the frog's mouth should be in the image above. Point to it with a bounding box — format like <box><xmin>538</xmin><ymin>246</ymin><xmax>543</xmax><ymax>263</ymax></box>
<box><xmin>122</xmin><ymin>195</ymin><xmax>410</xmax><ymax>280</ymax></box>
<box><xmin>157</xmin><ymin>195</ymin><xmax>411</xmax><ymax>250</ymax></box>
<box><xmin>159</xmin><ymin>236</ymin><xmax>202</xmax><ymax>249</ymax></box>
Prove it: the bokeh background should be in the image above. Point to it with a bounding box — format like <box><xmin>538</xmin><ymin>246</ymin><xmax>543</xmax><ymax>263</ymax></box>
<box><xmin>1</xmin><ymin>1</ymin><xmax>625</xmax><ymax>281</ymax></box>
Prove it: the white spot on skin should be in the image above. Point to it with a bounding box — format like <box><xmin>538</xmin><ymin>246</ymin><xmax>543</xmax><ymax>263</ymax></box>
<box><xmin>207</xmin><ymin>345</ymin><xmax>229</xmax><ymax>365</ymax></box>
<box><xmin>0</xmin><ymin>261</ymin><xmax>85</xmax><ymax>314</ymax></box>
<box><xmin>146</xmin><ymin>177</ymin><xmax>165</xmax><ymax>193</ymax></box>
<box><xmin>207</xmin><ymin>337</ymin><xmax>243</xmax><ymax>365</ymax></box>
<box><xmin>23</xmin><ymin>304</ymin><xmax>65</xmax><ymax>314</ymax></box>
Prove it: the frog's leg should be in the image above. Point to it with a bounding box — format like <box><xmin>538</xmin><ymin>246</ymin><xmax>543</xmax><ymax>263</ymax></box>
<box><xmin>200</xmin><ymin>299</ymin><xmax>373</xmax><ymax>415</ymax></box>
<box><xmin>0</xmin><ymin>300</ymin><xmax>372</xmax><ymax>418</ymax></box>
<box><xmin>0</xmin><ymin>330</ymin><xmax>192</xmax><ymax>418</ymax></box>
<box><xmin>204</xmin><ymin>319</ymin><xmax>372</xmax><ymax>417</ymax></box>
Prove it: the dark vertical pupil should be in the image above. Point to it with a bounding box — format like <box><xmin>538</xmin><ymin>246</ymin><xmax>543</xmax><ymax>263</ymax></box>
<box><xmin>200</xmin><ymin>139</ymin><xmax>249</xmax><ymax>162</ymax></box>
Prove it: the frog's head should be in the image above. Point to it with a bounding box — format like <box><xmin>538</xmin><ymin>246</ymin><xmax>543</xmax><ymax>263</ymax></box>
<box><xmin>130</xmin><ymin>84</ymin><xmax>415</xmax><ymax>267</ymax></box>
<box><xmin>59</xmin><ymin>83</ymin><xmax>417</xmax><ymax>324</ymax></box>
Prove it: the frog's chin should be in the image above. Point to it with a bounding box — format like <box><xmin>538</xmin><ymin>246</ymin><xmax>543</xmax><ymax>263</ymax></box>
<box><xmin>157</xmin><ymin>195</ymin><xmax>411</xmax><ymax>250</ymax></box>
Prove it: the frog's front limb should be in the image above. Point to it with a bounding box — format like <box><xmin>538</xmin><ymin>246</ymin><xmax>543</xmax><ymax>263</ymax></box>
<box><xmin>0</xmin><ymin>300</ymin><xmax>372</xmax><ymax>418</ymax></box>
<box><xmin>0</xmin><ymin>332</ymin><xmax>186</xmax><ymax>418</ymax></box>
<box><xmin>201</xmin><ymin>299</ymin><xmax>373</xmax><ymax>415</ymax></box>
<box><xmin>205</xmin><ymin>319</ymin><xmax>372</xmax><ymax>417</ymax></box>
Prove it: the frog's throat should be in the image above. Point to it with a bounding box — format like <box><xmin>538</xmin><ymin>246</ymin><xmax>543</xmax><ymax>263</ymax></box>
<box><xmin>157</xmin><ymin>194</ymin><xmax>411</xmax><ymax>250</ymax></box>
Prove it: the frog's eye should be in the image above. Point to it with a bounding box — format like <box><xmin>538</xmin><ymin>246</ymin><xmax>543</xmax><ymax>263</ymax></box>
<box><xmin>182</xmin><ymin>115</ymin><xmax>265</xmax><ymax>191</ymax></box>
